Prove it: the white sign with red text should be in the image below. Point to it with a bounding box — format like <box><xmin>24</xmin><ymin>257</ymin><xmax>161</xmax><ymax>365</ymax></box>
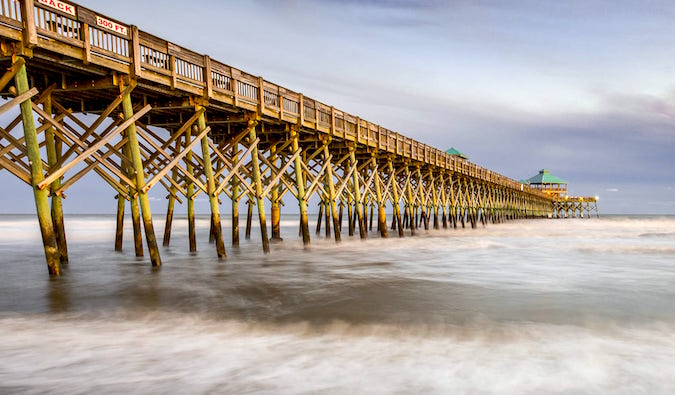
<box><xmin>95</xmin><ymin>15</ymin><xmax>128</xmax><ymax>36</ymax></box>
<box><xmin>37</xmin><ymin>0</ymin><xmax>76</xmax><ymax>16</ymax></box>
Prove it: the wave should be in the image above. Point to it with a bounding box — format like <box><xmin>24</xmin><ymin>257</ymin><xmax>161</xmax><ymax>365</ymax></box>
<box><xmin>0</xmin><ymin>313</ymin><xmax>674</xmax><ymax>394</ymax></box>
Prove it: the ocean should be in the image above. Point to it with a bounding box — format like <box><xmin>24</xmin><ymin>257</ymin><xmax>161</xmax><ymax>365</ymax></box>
<box><xmin>1</xmin><ymin>214</ymin><xmax>674</xmax><ymax>394</ymax></box>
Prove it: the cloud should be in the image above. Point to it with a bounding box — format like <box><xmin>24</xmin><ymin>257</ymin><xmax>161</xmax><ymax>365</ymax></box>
<box><xmin>606</xmin><ymin>188</ymin><xmax>619</xmax><ymax>192</ymax></box>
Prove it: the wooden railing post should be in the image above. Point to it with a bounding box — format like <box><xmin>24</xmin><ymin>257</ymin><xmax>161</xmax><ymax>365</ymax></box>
<box><xmin>130</xmin><ymin>25</ymin><xmax>141</xmax><ymax>77</ymax></box>
<box><xmin>203</xmin><ymin>55</ymin><xmax>212</xmax><ymax>98</ymax></box>
<box><xmin>20</xmin><ymin>0</ymin><xmax>38</xmax><ymax>48</ymax></box>
<box><xmin>82</xmin><ymin>22</ymin><xmax>91</xmax><ymax>64</ymax></box>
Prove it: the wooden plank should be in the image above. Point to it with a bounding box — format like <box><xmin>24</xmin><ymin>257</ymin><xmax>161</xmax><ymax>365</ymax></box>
<box><xmin>0</xmin><ymin>87</ymin><xmax>38</xmax><ymax>116</ymax></box>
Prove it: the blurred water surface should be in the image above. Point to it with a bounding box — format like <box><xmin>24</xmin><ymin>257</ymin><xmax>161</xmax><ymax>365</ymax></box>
<box><xmin>1</xmin><ymin>214</ymin><xmax>674</xmax><ymax>393</ymax></box>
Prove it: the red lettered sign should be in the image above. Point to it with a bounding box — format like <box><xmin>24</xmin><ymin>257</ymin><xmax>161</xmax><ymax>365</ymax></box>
<box><xmin>37</xmin><ymin>0</ymin><xmax>76</xmax><ymax>17</ymax></box>
<box><xmin>95</xmin><ymin>16</ymin><xmax>128</xmax><ymax>36</ymax></box>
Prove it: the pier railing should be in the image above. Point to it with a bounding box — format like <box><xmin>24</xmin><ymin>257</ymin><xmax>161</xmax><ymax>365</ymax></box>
<box><xmin>0</xmin><ymin>0</ymin><xmax>547</xmax><ymax>198</ymax></box>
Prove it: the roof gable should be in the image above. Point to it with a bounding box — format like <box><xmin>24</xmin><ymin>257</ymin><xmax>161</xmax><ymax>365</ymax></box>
<box><xmin>445</xmin><ymin>147</ymin><xmax>468</xmax><ymax>159</ymax></box>
<box><xmin>523</xmin><ymin>169</ymin><xmax>567</xmax><ymax>184</ymax></box>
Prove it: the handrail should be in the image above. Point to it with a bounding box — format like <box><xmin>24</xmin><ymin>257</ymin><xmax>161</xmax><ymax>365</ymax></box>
<box><xmin>0</xmin><ymin>0</ymin><xmax>551</xmax><ymax>200</ymax></box>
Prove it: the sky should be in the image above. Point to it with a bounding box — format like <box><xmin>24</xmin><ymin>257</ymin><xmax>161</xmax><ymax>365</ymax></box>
<box><xmin>2</xmin><ymin>0</ymin><xmax>675</xmax><ymax>214</ymax></box>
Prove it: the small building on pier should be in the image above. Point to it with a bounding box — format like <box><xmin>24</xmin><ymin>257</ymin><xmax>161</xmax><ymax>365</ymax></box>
<box><xmin>520</xmin><ymin>169</ymin><xmax>567</xmax><ymax>198</ymax></box>
<box><xmin>520</xmin><ymin>169</ymin><xmax>599</xmax><ymax>218</ymax></box>
<box><xmin>445</xmin><ymin>147</ymin><xmax>469</xmax><ymax>160</ymax></box>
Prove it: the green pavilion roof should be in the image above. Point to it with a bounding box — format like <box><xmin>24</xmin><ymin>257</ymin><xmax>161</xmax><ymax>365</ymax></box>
<box><xmin>445</xmin><ymin>147</ymin><xmax>469</xmax><ymax>160</ymax></box>
<box><xmin>523</xmin><ymin>169</ymin><xmax>567</xmax><ymax>185</ymax></box>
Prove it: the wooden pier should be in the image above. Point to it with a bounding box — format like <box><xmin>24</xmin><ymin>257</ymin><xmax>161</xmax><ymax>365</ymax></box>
<box><xmin>1</xmin><ymin>0</ymin><xmax>557</xmax><ymax>276</ymax></box>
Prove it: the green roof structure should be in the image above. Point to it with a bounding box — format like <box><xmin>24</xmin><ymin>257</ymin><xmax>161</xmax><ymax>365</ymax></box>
<box><xmin>445</xmin><ymin>147</ymin><xmax>468</xmax><ymax>160</ymax></box>
<box><xmin>522</xmin><ymin>169</ymin><xmax>567</xmax><ymax>185</ymax></box>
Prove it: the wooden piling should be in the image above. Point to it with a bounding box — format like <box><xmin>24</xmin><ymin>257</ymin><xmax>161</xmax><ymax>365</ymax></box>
<box><xmin>416</xmin><ymin>167</ymin><xmax>428</xmax><ymax>231</ymax></box>
<box><xmin>316</xmin><ymin>202</ymin><xmax>323</xmax><ymax>235</ymax></box>
<box><xmin>347</xmin><ymin>196</ymin><xmax>354</xmax><ymax>236</ymax></box>
<box><xmin>291</xmin><ymin>132</ymin><xmax>310</xmax><ymax>245</ymax></box>
<box><xmin>121</xmin><ymin>128</ymin><xmax>143</xmax><ymax>256</ymax></box>
<box><xmin>231</xmin><ymin>145</ymin><xmax>241</xmax><ymax>246</ymax></box>
<box><xmin>121</xmin><ymin>84</ymin><xmax>161</xmax><ymax>266</ymax></box>
<box><xmin>248</xmin><ymin>122</ymin><xmax>270</xmax><ymax>253</ymax></box>
<box><xmin>197</xmin><ymin>110</ymin><xmax>226</xmax><ymax>258</ymax></box>
<box><xmin>349</xmin><ymin>149</ymin><xmax>366</xmax><ymax>239</ymax></box>
<box><xmin>429</xmin><ymin>169</ymin><xmax>440</xmax><ymax>230</ymax></box>
<box><xmin>15</xmin><ymin>63</ymin><xmax>60</xmax><ymax>275</ymax></box>
<box><xmin>245</xmin><ymin>200</ymin><xmax>253</xmax><ymax>240</ymax></box>
<box><xmin>115</xmin><ymin>194</ymin><xmax>125</xmax><ymax>251</ymax></box>
<box><xmin>372</xmin><ymin>156</ymin><xmax>387</xmax><ymax>238</ymax></box>
<box><xmin>186</xmin><ymin>125</ymin><xmax>197</xmax><ymax>253</ymax></box>
<box><xmin>387</xmin><ymin>160</ymin><xmax>404</xmax><ymax>237</ymax></box>
<box><xmin>43</xmin><ymin>94</ymin><xmax>68</xmax><ymax>263</ymax></box>
<box><xmin>324</xmin><ymin>143</ymin><xmax>341</xmax><ymax>242</ymax></box>
<box><xmin>162</xmin><ymin>159</ymin><xmax>179</xmax><ymax>246</ymax></box>
<box><xmin>270</xmin><ymin>145</ymin><xmax>281</xmax><ymax>242</ymax></box>
<box><xmin>404</xmin><ymin>166</ymin><xmax>415</xmax><ymax>236</ymax></box>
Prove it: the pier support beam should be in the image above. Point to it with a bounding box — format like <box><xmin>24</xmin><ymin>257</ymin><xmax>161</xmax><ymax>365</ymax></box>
<box><xmin>15</xmin><ymin>63</ymin><xmax>60</xmax><ymax>275</ymax></box>
<box><xmin>43</xmin><ymin>94</ymin><xmax>68</xmax><ymax>264</ymax></box>
<box><xmin>114</xmin><ymin>194</ymin><xmax>125</xmax><ymax>251</ymax></box>
<box><xmin>186</xmin><ymin>126</ymin><xmax>196</xmax><ymax>253</ymax></box>
<box><xmin>121</xmin><ymin>132</ymin><xmax>143</xmax><ymax>256</ymax></box>
<box><xmin>248</xmin><ymin>121</ymin><xmax>270</xmax><ymax>253</ymax></box>
<box><xmin>269</xmin><ymin>144</ymin><xmax>282</xmax><ymax>242</ymax></box>
<box><xmin>162</xmin><ymin>156</ymin><xmax>179</xmax><ymax>247</ymax></box>
<box><xmin>121</xmin><ymin>83</ymin><xmax>160</xmax><ymax>266</ymax></box>
<box><xmin>404</xmin><ymin>165</ymin><xmax>415</xmax><ymax>236</ymax></box>
<box><xmin>416</xmin><ymin>167</ymin><xmax>428</xmax><ymax>231</ymax></box>
<box><xmin>372</xmin><ymin>156</ymin><xmax>388</xmax><ymax>238</ymax></box>
<box><xmin>349</xmin><ymin>149</ymin><xmax>366</xmax><ymax>239</ymax></box>
<box><xmin>429</xmin><ymin>168</ymin><xmax>440</xmax><ymax>230</ymax></box>
<box><xmin>324</xmin><ymin>143</ymin><xmax>341</xmax><ymax>242</ymax></box>
<box><xmin>439</xmin><ymin>172</ymin><xmax>448</xmax><ymax>229</ymax></box>
<box><xmin>197</xmin><ymin>108</ymin><xmax>226</xmax><ymax>258</ymax></box>
<box><xmin>387</xmin><ymin>159</ymin><xmax>404</xmax><ymax>237</ymax></box>
<box><xmin>231</xmin><ymin>144</ymin><xmax>241</xmax><ymax>246</ymax></box>
<box><xmin>291</xmin><ymin>130</ymin><xmax>310</xmax><ymax>246</ymax></box>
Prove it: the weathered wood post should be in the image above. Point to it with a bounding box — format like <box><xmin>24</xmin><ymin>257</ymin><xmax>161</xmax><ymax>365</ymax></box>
<box><xmin>349</xmin><ymin>148</ymin><xmax>366</xmax><ymax>239</ymax></box>
<box><xmin>429</xmin><ymin>168</ymin><xmax>440</xmax><ymax>230</ymax></box>
<box><xmin>387</xmin><ymin>159</ymin><xmax>403</xmax><ymax>237</ymax></box>
<box><xmin>316</xmin><ymin>202</ymin><xmax>323</xmax><ymax>235</ymax></box>
<box><xmin>186</xmin><ymin>125</ymin><xmax>197</xmax><ymax>252</ymax></box>
<box><xmin>120</xmin><ymin>83</ymin><xmax>161</xmax><ymax>266</ymax></box>
<box><xmin>370</xmin><ymin>156</ymin><xmax>387</xmax><ymax>238</ymax></box>
<box><xmin>324</xmin><ymin>143</ymin><xmax>341</xmax><ymax>242</ymax></box>
<box><xmin>245</xmin><ymin>199</ymin><xmax>253</xmax><ymax>240</ymax></box>
<box><xmin>270</xmin><ymin>144</ymin><xmax>282</xmax><ymax>242</ymax></box>
<box><xmin>197</xmin><ymin>108</ymin><xmax>226</xmax><ymax>258</ymax></box>
<box><xmin>119</xmin><ymin>121</ymin><xmax>143</xmax><ymax>256</ymax></box>
<box><xmin>231</xmin><ymin>144</ymin><xmax>241</xmax><ymax>246</ymax></box>
<box><xmin>291</xmin><ymin>130</ymin><xmax>310</xmax><ymax>246</ymax></box>
<box><xmin>347</xmin><ymin>194</ymin><xmax>354</xmax><ymax>237</ymax></box>
<box><xmin>43</xmin><ymin>94</ymin><xmax>68</xmax><ymax>263</ymax></box>
<box><xmin>15</xmin><ymin>62</ymin><xmax>60</xmax><ymax>275</ymax></box>
<box><xmin>404</xmin><ymin>165</ymin><xmax>415</xmax><ymax>236</ymax></box>
<box><xmin>114</xmin><ymin>194</ymin><xmax>125</xmax><ymax>251</ymax></box>
<box><xmin>163</xmin><ymin>137</ymin><xmax>180</xmax><ymax>246</ymax></box>
<box><xmin>439</xmin><ymin>172</ymin><xmax>448</xmax><ymax>229</ymax></box>
<box><xmin>416</xmin><ymin>166</ymin><xmax>428</xmax><ymax>231</ymax></box>
<box><xmin>248</xmin><ymin>120</ymin><xmax>270</xmax><ymax>253</ymax></box>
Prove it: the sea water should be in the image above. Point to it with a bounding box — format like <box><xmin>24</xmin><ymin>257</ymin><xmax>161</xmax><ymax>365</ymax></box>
<box><xmin>1</xmin><ymin>214</ymin><xmax>674</xmax><ymax>393</ymax></box>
